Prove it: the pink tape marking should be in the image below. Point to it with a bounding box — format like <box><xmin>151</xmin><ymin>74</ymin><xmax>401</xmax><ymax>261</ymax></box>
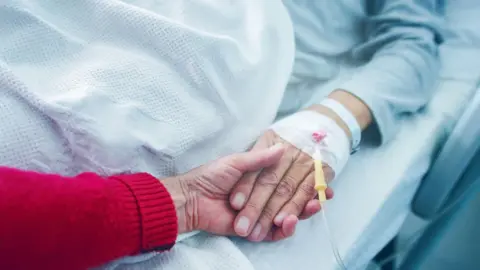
<box><xmin>312</xmin><ymin>131</ymin><xmax>327</xmax><ymax>143</ymax></box>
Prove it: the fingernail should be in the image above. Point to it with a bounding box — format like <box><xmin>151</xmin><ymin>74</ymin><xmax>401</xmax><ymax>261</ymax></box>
<box><xmin>232</xmin><ymin>193</ymin><xmax>246</xmax><ymax>208</ymax></box>
<box><xmin>252</xmin><ymin>223</ymin><xmax>262</xmax><ymax>240</ymax></box>
<box><xmin>236</xmin><ymin>216</ymin><xmax>250</xmax><ymax>235</ymax></box>
<box><xmin>274</xmin><ymin>212</ymin><xmax>286</xmax><ymax>225</ymax></box>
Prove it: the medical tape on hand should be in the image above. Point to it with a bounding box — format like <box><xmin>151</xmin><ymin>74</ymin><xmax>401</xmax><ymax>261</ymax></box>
<box><xmin>270</xmin><ymin>111</ymin><xmax>350</xmax><ymax>176</ymax></box>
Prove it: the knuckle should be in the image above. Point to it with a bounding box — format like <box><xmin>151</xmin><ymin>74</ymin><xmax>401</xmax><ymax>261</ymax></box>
<box><xmin>245</xmin><ymin>200</ymin><xmax>262</xmax><ymax>214</ymax></box>
<box><xmin>299</xmin><ymin>181</ymin><xmax>316</xmax><ymax>197</ymax></box>
<box><xmin>298</xmin><ymin>152</ymin><xmax>314</xmax><ymax>164</ymax></box>
<box><xmin>261</xmin><ymin>206</ymin><xmax>276</xmax><ymax>221</ymax></box>
<box><xmin>258</xmin><ymin>171</ymin><xmax>280</xmax><ymax>187</ymax></box>
<box><xmin>236</xmin><ymin>172</ymin><xmax>256</xmax><ymax>188</ymax></box>
<box><xmin>290</xmin><ymin>199</ymin><xmax>304</xmax><ymax>213</ymax></box>
<box><xmin>285</xmin><ymin>148</ymin><xmax>300</xmax><ymax>163</ymax></box>
<box><xmin>275</xmin><ymin>176</ymin><xmax>296</xmax><ymax>197</ymax></box>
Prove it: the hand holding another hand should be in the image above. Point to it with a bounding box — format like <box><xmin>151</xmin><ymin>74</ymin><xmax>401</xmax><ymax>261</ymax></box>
<box><xmin>229</xmin><ymin>130</ymin><xmax>335</xmax><ymax>242</ymax></box>
<box><xmin>163</xmin><ymin>109</ymin><xmax>350</xmax><ymax>243</ymax></box>
<box><xmin>163</xmin><ymin>144</ymin><xmax>303</xmax><ymax>239</ymax></box>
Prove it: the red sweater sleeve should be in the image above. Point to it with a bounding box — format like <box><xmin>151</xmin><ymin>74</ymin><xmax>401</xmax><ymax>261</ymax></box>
<box><xmin>0</xmin><ymin>167</ymin><xmax>178</xmax><ymax>270</ymax></box>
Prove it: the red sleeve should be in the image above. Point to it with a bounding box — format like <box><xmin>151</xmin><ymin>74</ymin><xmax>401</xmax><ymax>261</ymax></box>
<box><xmin>0</xmin><ymin>167</ymin><xmax>178</xmax><ymax>270</ymax></box>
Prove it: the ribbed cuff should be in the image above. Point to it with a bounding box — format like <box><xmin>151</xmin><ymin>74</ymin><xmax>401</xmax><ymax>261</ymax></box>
<box><xmin>113</xmin><ymin>173</ymin><xmax>178</xmax><ymax>252</ymax></box>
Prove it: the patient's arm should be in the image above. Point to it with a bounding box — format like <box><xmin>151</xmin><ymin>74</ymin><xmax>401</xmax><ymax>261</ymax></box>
<box><xmin>229</xmin><ymin>0</ymin><xmax>445</xmax><ymax>241</ymax></box>
<box><xmin>320</xmin><ymin>0</ymin><xmax>445</xmax><ymax>144</ymax></box>
<box><xmin>308</xmin><ymin>90</ymin><xmax>373</xmax><ymax>142</ymax></box>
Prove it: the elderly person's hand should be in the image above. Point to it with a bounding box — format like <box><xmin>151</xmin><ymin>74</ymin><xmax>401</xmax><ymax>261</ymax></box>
<box><xmin>229</xmin><ymin>91</ymin><xmax>371</xmax><ymax>242</ymax></box>
<box><xmin>228</xmin><ymin>129</ymin><xmax>335</xmax><ymax>242</ymax></box>
<box><xmin>164</xmin><ymin>144</ymin><xmax>301</xmax><ymax>238</ymax></box>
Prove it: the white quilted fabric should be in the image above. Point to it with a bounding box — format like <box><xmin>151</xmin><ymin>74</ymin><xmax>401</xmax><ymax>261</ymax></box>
<box><xmin>0</xmin><ymin>0</ymin><xmax>294</xmax><ymax>177</ymax></box>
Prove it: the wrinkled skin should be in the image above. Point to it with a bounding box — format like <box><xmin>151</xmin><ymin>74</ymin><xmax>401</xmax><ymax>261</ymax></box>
<box><xmin>230</xmin><ymin>130</ymin><xmax>334</xmax><ymax>242</ymax></box>
<box><xmin>168</xmin><ymin>145</ymin><xmax>301</xmax><ymax>240</ymax></box>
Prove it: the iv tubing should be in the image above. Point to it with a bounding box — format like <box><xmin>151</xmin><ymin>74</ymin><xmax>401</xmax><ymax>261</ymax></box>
<box><xmin>321</xmin><ymin>204</ymin><xmax>348</xmax><ymax>270</ymax></box>
<box><xmin>313</xmin><ymin>144</ymin><xmax>348</xmax><ymax>270</ymax></box>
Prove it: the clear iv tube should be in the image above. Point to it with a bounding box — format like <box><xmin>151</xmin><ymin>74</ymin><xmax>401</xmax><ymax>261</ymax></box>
<box><xmin>321</xmin><ymin>202</ymin><xmax>348</xmax><ymax>270</ymax></box>
<box><xmin>312</xmin><ymin>131</ymin><xmax>348</xmax><ymax>269</ymax></box>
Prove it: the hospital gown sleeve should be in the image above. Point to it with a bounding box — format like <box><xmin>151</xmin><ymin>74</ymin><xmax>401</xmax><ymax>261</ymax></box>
<box><xmin>339</xmin><ymin>0</ymin><xmax>445</xmax><ymax>143</ymax></box>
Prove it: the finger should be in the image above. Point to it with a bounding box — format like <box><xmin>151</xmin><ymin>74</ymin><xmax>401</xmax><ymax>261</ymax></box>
<box><xmin>233</xmin><ymin>146</ymin><xmax>297</xmax><ymax>237</ymax></box>
<box><xmin>297</xmin><ymin>166</ymin><xmax>335</xmax><ymax>221</ymax></box>
<box><xmin>312</xmin><ymin>187</ymin><xmax>334</xmax><ymax>202</ymax></box>
<box><xmin>322</xmin><ymin>164</ymin><xmax>336</xmax><ymax>184</ymax></box>
<box><xmin>230</xmin><ymin>143</ymin><xmax>285</xmax><ymax>173</ymax></box>
<box><xmin>273</xmin><ymin>172</ymin><xmax>316</xmax><ymax>226</ymax></box>
<box><xmin>325</xmin><ymin>187</ymin><xmax>334</xmax><ymax>199</ymax></box>
<box><xmin>264</xmin><ymin>215</ymin><xmax>298</xmax><ymax>242</ymax></box>
<box><xmin>296</xmin><ymin>181</ymin><xmax>320</xmax><ymax>221</ymax></box>
<box><xmin>229</xmin><ymin>138</ymin><xmax>272</xmax><ymax>210</ymax></box>
<box><xmin>298</xmin><ymin>187</ymin><xmax>334</xmax><ymax>220</ymax></box>
<box><xmin>250</xmin><ymin>152</ymin><xmax>312</xmax><ymax>241</ymax></box>
<box><xmin>230</xmin><ymin>171</ymin><xmax>261</xmax><ymax>210</ymax></box>
<box><xmin>299</xmin><ymin>199</ymin><xmax>322</xmax><ymax>220</ymax></box>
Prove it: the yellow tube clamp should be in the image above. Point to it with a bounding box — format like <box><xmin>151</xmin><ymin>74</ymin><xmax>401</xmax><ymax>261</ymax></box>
<box><xmin>314</xmin><ymin>159</ymin><xmax>327</xmax><ymax>202</ymax></box>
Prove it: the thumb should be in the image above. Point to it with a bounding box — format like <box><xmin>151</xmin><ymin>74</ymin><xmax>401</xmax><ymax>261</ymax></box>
<box><xmin>229</xmin><ymin>144</ymin><xmax>285</xmax><ymax>172</ymax></box>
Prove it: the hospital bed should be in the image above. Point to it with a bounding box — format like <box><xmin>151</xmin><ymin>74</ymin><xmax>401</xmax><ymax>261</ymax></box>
<box><xmin>373</xmin><ymin>75</ymin><xmax>480</xmax><ymax>270</ymax></box>
<box><xmin>374</xmin><ymin>2</ymin><xmax>480</xmax><ymax>269</ymax></box>
<box><xmin>397</xmin><ymin>89</ymin><xmax>480</xmax><ymax>269</ymax></box>
<box><xmin>412</xmin><ymin>84</ymin><xmax>480</xmax><ymax>220</ymax></box>
<box><xmin>235</xmin><ymin>1</ymin><xmax>480</xmax><ymax>269</ymax></box>
<box><xmin>106</xmin><ymin>1</ymin><xmax>480</xmax><ymax>269</ymax></box>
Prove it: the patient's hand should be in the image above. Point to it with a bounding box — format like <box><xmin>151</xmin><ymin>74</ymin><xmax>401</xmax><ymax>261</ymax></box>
<box><xmin>230</xmin><ymin>130</ymin><xmax>334</xmax><ymax>242</ymax></box>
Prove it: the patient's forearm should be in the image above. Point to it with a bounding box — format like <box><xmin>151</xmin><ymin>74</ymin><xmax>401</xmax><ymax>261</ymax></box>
<box><xmin>307</xmin><ymin>89</ymin><xmax>373</xmax><ymax>140</ymax></box>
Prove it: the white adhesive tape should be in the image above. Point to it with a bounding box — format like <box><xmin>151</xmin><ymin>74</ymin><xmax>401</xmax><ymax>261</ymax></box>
<box><xmin>270</xmin><ymin>111</ymin><xmax>350</xmax><ymax>176</ymax></box>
